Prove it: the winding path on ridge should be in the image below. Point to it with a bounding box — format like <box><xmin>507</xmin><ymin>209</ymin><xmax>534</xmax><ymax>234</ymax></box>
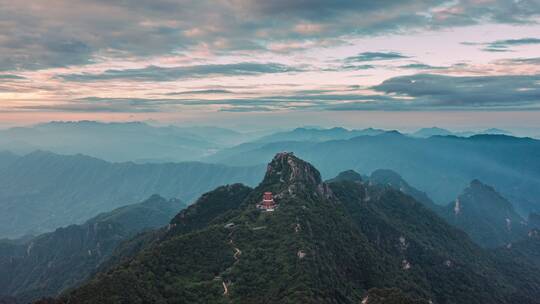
<box><xmin>222</xmin><ymin>232</ymin><xmax>242</xmax><ymax>296</ymax></box>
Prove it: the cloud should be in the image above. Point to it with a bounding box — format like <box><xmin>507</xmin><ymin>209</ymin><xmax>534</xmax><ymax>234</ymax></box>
<box><xmin>14</xmin><ymin>72</ymin><xmax>540</xmax><ymax>113</ymax></box>
<box><xmin>487</xmin><ymin>38</ymin><xmax>540</xmax><ymax>52</ymax></box>
<box><xmin>16</xmin><ymin>97</ymin><xmax>167</xmax><ymax>113</ymax></box>
<box><xmin>372</xmin><ymin>73</ymin><xmax>540</xmax><ymax>109</ymax></box>
<box><xmin>491</xmin><ymin>38</ymin><xmax>540</xmax><ymax>46</ymax></box>
<box><xmin>165</xmin><ymin>89</ymin><xmax>234</xmax><ymax>95</ymax></box>
<box><xmin>220</xmin><ymin>106</ymin><xmax>275</xmax><ymax>112</ymax></box>
<box><xmin>340</xmin><ymin>64</ymin><xmax>376</xmax><ymax>70</ymax></box>
<box><xmin>59</xmin><ymin>62</ymin><xmax>301</xmax><ymax>82</ymax></box>
<box><xmin>503</xmin><ymin>57</ymin><xmax>540</xmax><ymax>65</ymax></box>
<box><xmin>16</xmin><ymin>104</ymin><xmax>159</xmax><ymax>113</ymax></box>
<box><xmin>1</xmin><ymin>0</ymin><xmax>539</xmax><ymax>71</ymax></box>
<box><xmin>399</xmin><ymin>63</ymin><xmax>446</xmax><ymax>70</ymax></box>
<box><xmin>345</xmin><ymin>52</ymin><xmax>409</xmax><ymax>62</ymax></box>
<box><xmin>0</xmin><ymin>74</ymin><xmax>25</xmax><ymax>79</ymax></box>
<box><xmin>463</xmin><ymin>37</ymin><xmax>540</xmax><ymax>52</ymax></box>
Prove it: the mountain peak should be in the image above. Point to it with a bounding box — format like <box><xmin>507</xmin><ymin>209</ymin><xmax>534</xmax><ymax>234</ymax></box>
<box><xmin>264</xmin><ymin>152</ymin><xmax>321</xmax><ymax>185</ymax></box>
<box><xmin>370</xmin><ymin>169</ymin><xmax>403</xmax><ymax>184</ymax></box>
<box><xmin>460</xmin><ymin>179</ymin><xmax>513</xmax><ymax>211</ymax></box>
<box><xmin>260</xmin><ymin>152</ymin><xmax>331</xmax><ymax>200</ymax></box>
<box><xmin>445</xmin><ymin>179</ymin><xmax>527</xmax><ymax>247</ymax></box>
<box><xmin>469</xmin><ymin>179</ymin><xmax>484</xmax><ymax>187</ymax></box>
<box><xmin>327</xmin><ymin>170</ymin><xmax>363</xmax><ymax>183</ymax></box>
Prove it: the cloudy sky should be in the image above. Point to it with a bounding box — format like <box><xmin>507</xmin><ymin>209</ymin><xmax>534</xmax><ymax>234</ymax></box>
<box><xmin>0</xmin><ymin>0</ymin><xmax>539</xmax><ymax>132</ymax></box>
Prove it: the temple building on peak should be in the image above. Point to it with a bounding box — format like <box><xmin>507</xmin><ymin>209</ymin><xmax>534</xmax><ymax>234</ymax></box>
<box><xmin>257</xmin><ymin>192</ymin><xmax>277</xmax><ymax>212</ymax></box>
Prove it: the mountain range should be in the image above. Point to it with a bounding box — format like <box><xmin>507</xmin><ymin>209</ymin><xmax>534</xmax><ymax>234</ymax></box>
<box><xmin>254</xmin><ymin>127</ymin><xmax>386</xmax><ymax>143</ymax></box>
<box><xmin>366</xmin><ymin>171</ymin><xmax>530</xmax><ymax>248</ymax></box>
<box><xmin>412</xmin><ymin>127</ymin><xmax>512</xmax><ymax>138</ymax></box>
<box><xmin>0</xmin><ymin>121</ymin><xmax>263</xmax><ymax>163</ymax></box>
<box><xmin>0</xmin><ymin>151</ymin><xmax>263</xmax><ymax>238</ymax></box>
<box><xmin>0</xmin><ymin>195</ymin><xmax>182</xmax><ymax>303</ymax></box>
<box><xmin>440</xmin><ymin>180</ymin><xmax>528</xmax><ymax>248</ymax></box>
<box><xmin>367</xmin><ymin>169</ymin><xmax>438</xmax><ymax>211</ymax></box>
<box><xmin>206</xmin><ymin>132</ymin><xmax>540</xmax><ymax>216</ymax></box>
<box><xmin>38</xmin><ymin>153</ymin><xmax>540</xmax><ymax>304</ymax></box>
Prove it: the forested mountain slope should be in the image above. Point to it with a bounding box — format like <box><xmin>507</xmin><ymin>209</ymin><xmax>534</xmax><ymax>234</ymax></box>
<box><xmin>44</xmin><ymin>153</ymin><xmax>540</xmax><ymax>304</ymax></box>
<box><xmin>0</xmin><ymin>195</ymin><xmax>183</xmax><ymax>303</ymax></box>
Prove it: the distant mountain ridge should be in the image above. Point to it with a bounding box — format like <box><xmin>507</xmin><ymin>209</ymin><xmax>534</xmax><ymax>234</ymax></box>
<box><xmin>0</xmin><ymin>121</ymin><xmax>260</xmax><ymax>163</ymax></box>
<box><xmin>41</xmin><ymin>153</ymin><xmax>540</xmax><ymax>304</ymax></box>
<box><xmin>0</xmin><ymin>195</ymin><xmax>183</xmax><ymax>303</ymax></box>
<box><xmin>0</xmin><ymin>151</ymin><xmax>18</xmax><ymax>169</ymax></box>
<box><xmin>206</xmin><ymin>132</ymin><xmax>540</xmax><ymax>216</ymax></box>
<box><xmin>412</xmin><ymin>127</ymin><xmax>513</xmax><ymax>138</ymax></box>
<box><xmin>412</xmin><ymin>127</ymin><xmax>454</xmax><ymax>138</ymax></box>
<box><xmin>254</xmin><ymin>127</ymin><xmax>387</xmax><ymax>143</ymax></box>
<box><xmin>441</xmin><ymin>180</ymin><xmax>528</xmax><ymax>248</ymax></box>
<box><xmin>368</xmin><ymin>169</ymin><xmax>439</xmax><ymax>211</ymax></box>
<box><xmin>365</xmin><ymin>169</ymin><xmax>530</xmax><ymax>248</ymax></box>
<box><xmin>0</xmin><ymin>150</ymin><xmax>264</xmax><ymax>238</ymax></box>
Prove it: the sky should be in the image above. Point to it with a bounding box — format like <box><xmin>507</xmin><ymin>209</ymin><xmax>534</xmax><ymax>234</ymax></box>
<box><xmin>0</xmin><ymin>0</ymin><xmax>539</xmax><ymax>133</ymax></box>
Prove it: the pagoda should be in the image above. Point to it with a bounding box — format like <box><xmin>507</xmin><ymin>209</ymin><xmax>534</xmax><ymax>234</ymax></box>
<box><xmin>258</xmin><ymin>192</ymin><xmax>277</xmax><ymax>211</ymax></box>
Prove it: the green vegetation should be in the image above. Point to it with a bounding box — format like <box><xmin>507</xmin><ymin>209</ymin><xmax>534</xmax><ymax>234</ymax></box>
<box><xmin>0</xmin><ymin>195</ymin><xmax>182</xmax><ymax>303</ymax></box>
<box><xmin>362</xmin><ymin>288</ymin><xmax>430</xmax><ymax>304</ymax></box>
<box><xmin>440</xmin><ymin>180</ymin><xmax>528</xmax><ymax>248</ymax></box>
<box><xmin>40</xmin><ymin>153</ymin><xmax>540</xmax><ymax>303</ymax></box>
<box><xmin>208</xmin><ymin>132</ymin><xmax>540</xmax><ymax>215</ymax></box>
<box><xmin>0</xmin><ymin>150</ymin><xmax>263</xmax><ymax>238</ymax></box>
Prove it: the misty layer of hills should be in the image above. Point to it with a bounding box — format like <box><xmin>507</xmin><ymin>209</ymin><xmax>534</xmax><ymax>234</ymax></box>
<box><xmin>1</xmin><ymin>122</ymin><xmax>540</xmax><ymax>303</ymax></box>
<box><xmin>0</xmin><ymin>121</ymin><xmax>263</xmax><ymax>163</ymax></box>
<box><xmin>0</xmin><ymin>122</ymin><xmax>518</xmax><ymax>163</ymax></box>
<box><xmin>33</xmin><ymin>153</ymin><xmax>540</xmax><ymax>304</ymax></box>
<box><xmin>0</xmin><ymin>151</ymin><xmax>263</xmax><ymax>238</ymax></box>
<box><xmin>367</xmin><ymin>170</ymin><xmax>529</xmax><ymax>248</ymax></box>
<box><xmin>2</xmin><ymin>123</ymin><xmax>539</xmax><ymax>236</ymax></box>
<box><xmin>207</xmin><ymin>129</ymin><xmax>540</xmax><ymax>216</ymax></box>
<box><xmin>0</xmin><ymin>195</ymin><xmax>181</xmax><ymax>302</ymax></box>
<box><xmin>411</xmin><ymin>127</ymin><xmax>513</xmax><ymax>138</ymax></box>
<box><xmin>0</xmin><ymin>152</ymin><xmax>537</xmax><ymax>303</ymax></box>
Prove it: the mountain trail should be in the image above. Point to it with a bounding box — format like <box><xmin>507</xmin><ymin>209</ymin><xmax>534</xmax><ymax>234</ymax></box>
<box><xmin>222</xmin><ymin>281</ymin><xmax>228</xmax><ymax>295</ymax></box>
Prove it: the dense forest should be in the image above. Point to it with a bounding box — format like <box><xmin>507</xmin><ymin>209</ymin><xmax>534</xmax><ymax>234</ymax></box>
<box><xmin>35</xmin><ymin>153</ymin><xmax>540</xmax><ymax>304</ymax></box>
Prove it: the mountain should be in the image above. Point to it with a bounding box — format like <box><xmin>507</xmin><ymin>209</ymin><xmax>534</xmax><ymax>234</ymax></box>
<box><xmin>412</xmin><ymin>127</ymin><xmax>513</xmax><ymax>138</ymax></box>
<box><xmin>493</xmin><ymin>229</ymin><xmax>540</xmax><ymax>272</ymax></box>
<box><xmin>93</xmin><ymin>183</ymin><xmax>254</xmax><ymax>281</ymax></box>
<box><xmin>0</xmin><ymin>151</ymin><xmax>18</xmax><ymax>169</ymax></box>
<box><xmin>482</xmin><ymin>128</ymin><xmax>512</xmax><ymax>136</ymax></box>
<box><xmin>412</xmin><ymin>127</ymin><xmax>454</xmax><ymax>138</ymax></box>
<box><xmin>368</xmin><ymin>169</ymin><xmax>439</xmax><ymax>211</ymax></box>
<box><xmin>170</xmin><ymin>126</ymin><xmax>260</xmax><ymax>147</ymax></box>
<box><xmin>253</xmin><ymin>127</ymin><xmax>387</xmax><ymax>143</ymax></box>
<box><xmin>206</xmin><ymin>133</ymin><xmax>540</xmax><ymax>215</ymax></box>
<box><xmin>43</xmin><ymin>153</ymin><xmax>540</xmax><ymax>304</ymax></box>
<box><xmin>0</xmin><ymin>151</ymin><xmax>264</xmax><ymax>238</ymax></box>
<box><xmin>530</xmin><ymin>213</ymin><xmax>540</xmax><ymax>229</ymax></box>
<box><xmin>0</xmin><ymin>121</ymin><xmax>255</xmax><ymax>163</ymax></box>
<box><xmin>0</xmin><ymin>195</ymin><xmax>183</xmax><ymax>303</ymax></box>
<box><xmin>360</xmin><ymin>288</ymin><xmax>430</xmax><ymax>304</ymax></box>
<box><xmin>441</xmin><ymin>180</ymin><xmax>528</xmax><ymax>248</ymax></box>
<box><xmin>366</xmin><ymin>171</ymin><xmax>528</xmax><ymax>248</ymax></box>
<box><xmin>329</xmin><ymin>168</ymin><xmax>438</xmax><ymax>212</ymax></box>
<box><xmin>205</xmin><ymin>127</ymin><xmax>387</xmax><ymax>163</ymax></box>
<box><xmin>326</xmin><ymin>170</ymin><xmax>363</xmax><ymax>183</ymax></box>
